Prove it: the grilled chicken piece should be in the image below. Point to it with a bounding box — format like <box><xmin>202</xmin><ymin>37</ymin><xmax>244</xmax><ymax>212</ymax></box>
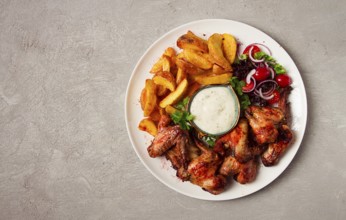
<box><xmin>188</xmin><ymin>150</ymin><xmax>226</xmax><ymax>194</ymax></box>
<box><xmin>245</xmin><ymin>106</ymin><xmax>284</xmax><ymax>144</ymax></box>
<box><xmin>219</xmin><ymin>156</ymin><xmax>258</xmax><ymax>184</ymax></box>
<box><xmin>147</xmin><ymin>125</ymin><xmax>183</xmax><ymax>158</ymax></box>
<box><xmin>157</xmin><ymin>114</ymin><xmax>171</xmax><ymax>131</ymax></box>
<box><xmin>214</xmin><ymin>118</ymin><xmax>253</xmax><ymax>163</ymax></box>
<box><xmin>261</xmin><ymin>124</ymin><xmax>293</xmax><ymax>166</ymax></box>
<box><xmin>165</xmin><ymin>133</ymin><xmax>190</xmax><ymax>181</ymax></box>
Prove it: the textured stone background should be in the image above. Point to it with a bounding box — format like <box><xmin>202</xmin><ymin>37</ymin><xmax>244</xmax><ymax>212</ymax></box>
<box><xmin>0</xmin><ymin>0</ymin><xmax>345</xmax><ymax>219</ymax></box>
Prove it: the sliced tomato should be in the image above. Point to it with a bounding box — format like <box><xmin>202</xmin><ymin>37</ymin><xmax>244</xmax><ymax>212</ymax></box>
<box><xmin>267</xmin><ymin>90</ymin><xmax>280</xmax><ymax>104</ymax></box>
<box><xmin>242</xmin><ymin>80</ymin><xmax>255</xmax><ymax>93</ymax></box>
<box><xmin>275</xmin><ymin>74</ymin><xmax>291</xmax><ymax>88</ymax></box>
<box><xmin>243</xmin><ymin>45</ymin><xmax>261</xmax><ymax>56</ymax></box>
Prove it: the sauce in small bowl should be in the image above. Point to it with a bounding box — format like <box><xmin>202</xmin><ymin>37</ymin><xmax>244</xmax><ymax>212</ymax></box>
<box><xmin>188</xmin><ymin>85</ymin><xmax>240</xmax><ymax>136</ymax></box>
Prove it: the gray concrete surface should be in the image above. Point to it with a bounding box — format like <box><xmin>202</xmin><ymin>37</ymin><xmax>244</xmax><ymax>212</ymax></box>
<box><xmin>0</xmin><ymin>0</ymin><xmax>345</xmax><ymax>219</ymax></box>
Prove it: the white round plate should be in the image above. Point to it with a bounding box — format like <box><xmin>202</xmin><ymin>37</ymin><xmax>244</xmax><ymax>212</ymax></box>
<box><xmin>125</xmin><ymin>19</ymin><xmax>307</xmax><ymax>200</ymax></box>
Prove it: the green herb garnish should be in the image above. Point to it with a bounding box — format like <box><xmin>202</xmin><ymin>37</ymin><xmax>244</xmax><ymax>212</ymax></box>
<box><xmin>230</xmin><ymin>77</ymin><xmax>251</xmax><ymax>110</ymax></box>
<box><xmin>170</xmin><ymin>97</ymin><xmax>194</xmax><ymax>130</ymax></box>
<box><xmin>202</xmin><ymin>135</ymin><xmax>217</xmax><ymax>147</ymax></box>
<box><xmin>254</xmin><ymin>51</ymin><xmax>286</xmax><ymax>74</ymax></box>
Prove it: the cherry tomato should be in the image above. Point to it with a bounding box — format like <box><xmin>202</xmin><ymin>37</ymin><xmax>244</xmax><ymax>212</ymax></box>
<box><xmin>253</xmin><ymin>67</ymin><xmax>270</xmax><ymax>81</ymax></box>
<box><xmin>243</xmin><ymin>45</ymin><xmax>261</xmax><ymax>56</ymax></box>
<box><xmin>267</xmin><ymin>90</ymin><xmax>280</xmax><ymax>104</ymax></box>
<box><xmin>242</xmin><ymin>80</ymin><xmax>255</xmax><ymax>92</ymax></box>
<box><xmin>275</xmin><ymin>74</ymin><xmax>291</xmax><ymax>88</ymax></box>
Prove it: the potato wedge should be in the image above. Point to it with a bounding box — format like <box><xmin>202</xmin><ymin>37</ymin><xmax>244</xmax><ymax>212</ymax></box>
<box><xmin>182</xmin><ymin>49</ymin><xmax>213</xmax><ymax>70</ymax></box>
<box><xmin>176</xmin><ymin>68</ymin><xmax>186</xmax><ymax>84</ymax></box>
<box><xmin>164</xmin><ymin>47</ymin><xmax>176</xmax><ymax>58</ymax></box>
<box><xmin>208</xmin><ymin>33</ymin><xmax>231</xmax><ymax>71</ymax></box>
<box><xmin>212</xmin><ymin>64</ymin><xmax>226</xmax><ymax>75</ymax></box>
<box><xmin>138</xmin><ymin>118</ymin><xmax>158</xmax><ymax>136</ymax></box>
<box><xmin>177</xmin><ymin>31</ymin><xmax>208</xmax><ymax>53</ymax></box>
<box><xmin>176</xmin><ymin>58</ymin><xmax>202</xmax><ymax>75</ymax></box>
<box><xmin>222</xmin><ymin>33</ymin><xmax>237</xmax><ymax>64</ymax></box>
<box><xmin>153</xmin><ymin>71</ymin><xmax>176</xmax><ymax>91</ymax></box>
<box><xmin>140</xmin><ymin>88</ymin><xmax>146</xmax><ymax>110</ymax></box>
<box><xmin>156</xmin><ymin>85</ymin><xmax>169</xmax><ymax>97</ymax></box>
<box><xmin>144</xmin><ymin>79</ymin><xmax>157</xmax><ymax>117</ymax></box>
<box><xmin>194</xmin><ymin>73</ymin><xmax>232</xmax><ymax>85</ymax></box>
<box><xmin>161</xmin><ymin>56</ymin><xmax>171</xmax><ymax>72</ymax></box>
<box><xmin>165</xmin><ymin>105</ymin><xmax>178</xmax><ymax>115</ymax></box>
<box><xmin>150</xmin><ymin>57</ymin><xmax>163</xmax><ymax>74</ymax></box>
<box><xmin>159</xmin><ymin>79</ymin><xmax>188</xmax><ymax>108</ymax></box>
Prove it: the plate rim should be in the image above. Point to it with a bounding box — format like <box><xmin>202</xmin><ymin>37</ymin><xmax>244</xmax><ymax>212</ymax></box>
<box><xmin>125</xmin><ymin>18</ymin><xmax>308</xmax><ymax>200</ymax></box>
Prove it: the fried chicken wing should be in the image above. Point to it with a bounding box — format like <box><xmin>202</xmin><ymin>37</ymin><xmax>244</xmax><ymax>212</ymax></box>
<box><xmin>188</xmin><ymin>150</ymin><xmax>226</xmax><ymax>194</ymax></box>
<box><xmin>214</xmin><ymin>118</ymin><xmax>253</xmax><ymax>162</ymax></box>
<box><xmin>147</xmin><ymin>125</ymin><xmax>183</xmax><ymax>158</ymax></box>
<box><xmin>165</xmin><ymin>133</ymin><xmax>190</xmax><ymax>180</ymax></box>
<box><xmin>219</xmin><ymin>156</ymin><xmax>258</xmax><ymax>184</ymax></box>
<box><xmin>245</xmin><ymin>106</ymin><xmax>284</xmax><ymax>144</ymax></box>
<box><xmin>261</xmin><ymin>124</ymin><xmax>293</xmax><ymax>166</ymax></box>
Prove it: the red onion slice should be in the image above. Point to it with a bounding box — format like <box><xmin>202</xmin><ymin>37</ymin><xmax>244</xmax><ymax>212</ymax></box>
<box><xmin>242</xmin><ymin>77</ymin><xmax>256</xmax><ymax>93</ymax></box>
<box><xmin>249</xmin><ymin>46</ymin><xmax>265</xmax><ymax>63</ymax></box>
<box><xmin>249</xmin><ymin>43</ymin><xmax>272</xmax><ymax>56</ymax></box>
<box><xmin>259</xmin><ymin>88</ymin><xmax>274</xmax><ymax>100</ymax></box>
<box><xmin>269</xmin><ymin>67</ymin><xmax>275</xmax><ymax>79</ymax></box>
<box><xmin>255</xmin><ymin>79</ymin><xmax>278</xmax><ymax>97</ymax></box>
<box><xmin>246</xmin><ymin>69</ymin><xmax>256</xmax><ymax>84</ymax></box>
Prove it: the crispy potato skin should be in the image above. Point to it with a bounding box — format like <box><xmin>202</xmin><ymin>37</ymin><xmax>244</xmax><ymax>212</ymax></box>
<box><xmin>208</xmin><ymin>33</ymin><xmax>231</xmax><ymax>71</ymax></box>
<box><xmin>138</xmin><ymin>118</ymin><xmax>158</xmax><ymax>136</ymax></box>
<box><xmin>222</xmin><ymin>33</ymin><xmax>237</xmax><ymax>64</ymax></box>
<box><xmin>159</xmin><ymin>79</ymin><xmax>188</xmax><ymax>108</ymax></box>
<box><xmin>177</xmin><ymin>31</ymin><xmax>209</xmax><ymax>53</ymax></box>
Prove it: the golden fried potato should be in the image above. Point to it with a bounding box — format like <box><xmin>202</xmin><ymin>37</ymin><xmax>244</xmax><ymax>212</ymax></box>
<box><xmin>182</xmin><ymin>49</ymin><xmax>212</xmax><ymax>70</ymax></box>
<box><xmin>222</xmin><ymin>33</ymin><xmax>237</xmax><ymax>64</ymax></box>
<box><xmin>150</xmin><ymin>57</ymin><xmax>163</xmax><ymax>74</ymax></box>
<box><xmin>176</xmin><ymin>68</ymin><xmax>186</xmax><ymax>84</ymax></box>
<box><xmin>176</xmin><ymin>58</ymin><xmax>202</xmax><ymax>75</ymax></box>
<box><xmin>138</xmin><ymin>118</ymin><xmax>158</xmax><ymax>136</ymax></box>
<box><xmin>143</xmin><ymin>79</ymin><xmax>157</xmax><ymax>117</ymax></box>
<box><xmin>177</xmin><ymin>31</ymin><xmax>208</xmax><ymax>53</ymax></box>
<box><xmin>194</xmin><ymin>73</ymin><xmax>232</xmax><ymax>85</ymax></box>
<box><xmin>140</xmin><ymin>88</ymin><xmax>146</xmax><ymax>110</ymax></box>
<box><xmin>153</xmin><ymin>71</ymin><xmax>176</xmax><ymax>91</ymax></box>
<box><xmin>208</xmin><ymin>33</ymin><xmax>231</xmax><ymax>71</ymax></box>
<box><xmin>161</xmin><ymin>56</ymin><xmax>171</xmax><ymax>72</ymax></box>
<box><xmin>159</xmin><ymin>79</ymin><xmax>188</xmax><ymax>108</ymax></box>
<box><xmin>212</xmin><ymin>64</ymin><xmax>226</xmax><ymax>75</ymax></box>
<box><xmin>156</xmin><ymin>85</ymin><xmax>169</xmax><ymax>97</ymax></box>
<box><xmin>164</xmin><ymin>47</ymin><xmax>176</xmax><ymax>58</ymax></box>
<box><xmin>165</xmin><ymin>105</ymin><xmax>178</xmax><ymax>115</ymax></box>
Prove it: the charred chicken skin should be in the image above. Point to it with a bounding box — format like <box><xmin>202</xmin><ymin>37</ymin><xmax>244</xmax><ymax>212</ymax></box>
<box><xmin>147</xmin><ymin>125</ymin><xmax>184</xmax><ymax>158</ymax></box>
<box><xmin>187</xmin><ymin>147</ymin><xmax>226</xmax><ymax>195</ymax></box>
<box><xmin>245</xmin><ymin>106</ymin><xmax>284</xmax><ymax>144</ymax></box>
<box><xmin>214</xmin><ymin>118</ymin><xmax>254</xmax><ymax>163</ymax></box>
<box><xmin>219</xmin><ymin>156</ymin><xmax>258</xmax><ymax>184</ymax></box>
<box><xmin>261</xmin><ymin>124</ymin><xmax>293</xmax><ymax>166</ymax></box>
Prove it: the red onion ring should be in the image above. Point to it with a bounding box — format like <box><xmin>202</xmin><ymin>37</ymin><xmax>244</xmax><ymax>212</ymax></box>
<box><xmin>259</xmin><ymin>88</ymin><xmax>274</xmax><ymax>100</ymax></box>
<box><xmin>249</xmin><ymin>46</ymin><xmax>265</xmax><ymax>63</ymax></box>
<box><xmin>242</xmin><ymin>77</ymin><xmax>256</xmax><ymax>93</ymax></box>
<box><xmin>255</xmin><ymin>79</ymin><xmax>278</xmax><ymax>97</ymax></box>
<box><xmin>269</xmin><ymin>67</ymin><xmax>275</xmax><ymax>79</ymax></box>
<box><xmin>249</xmin><ymin>43</ymin><xmax>272</xmax><ymax>56</ymax></box>
<box><xmin>246</xmin><ymin>69</ymin><xmax>256</xmax><ymax>84</ymax></box>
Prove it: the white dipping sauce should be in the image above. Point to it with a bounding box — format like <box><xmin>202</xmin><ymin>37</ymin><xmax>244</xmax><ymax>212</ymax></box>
<box><xmin>189</xmin><ymin>86</ymin><xmax>238</xmax><ymax>135</ymax></box>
